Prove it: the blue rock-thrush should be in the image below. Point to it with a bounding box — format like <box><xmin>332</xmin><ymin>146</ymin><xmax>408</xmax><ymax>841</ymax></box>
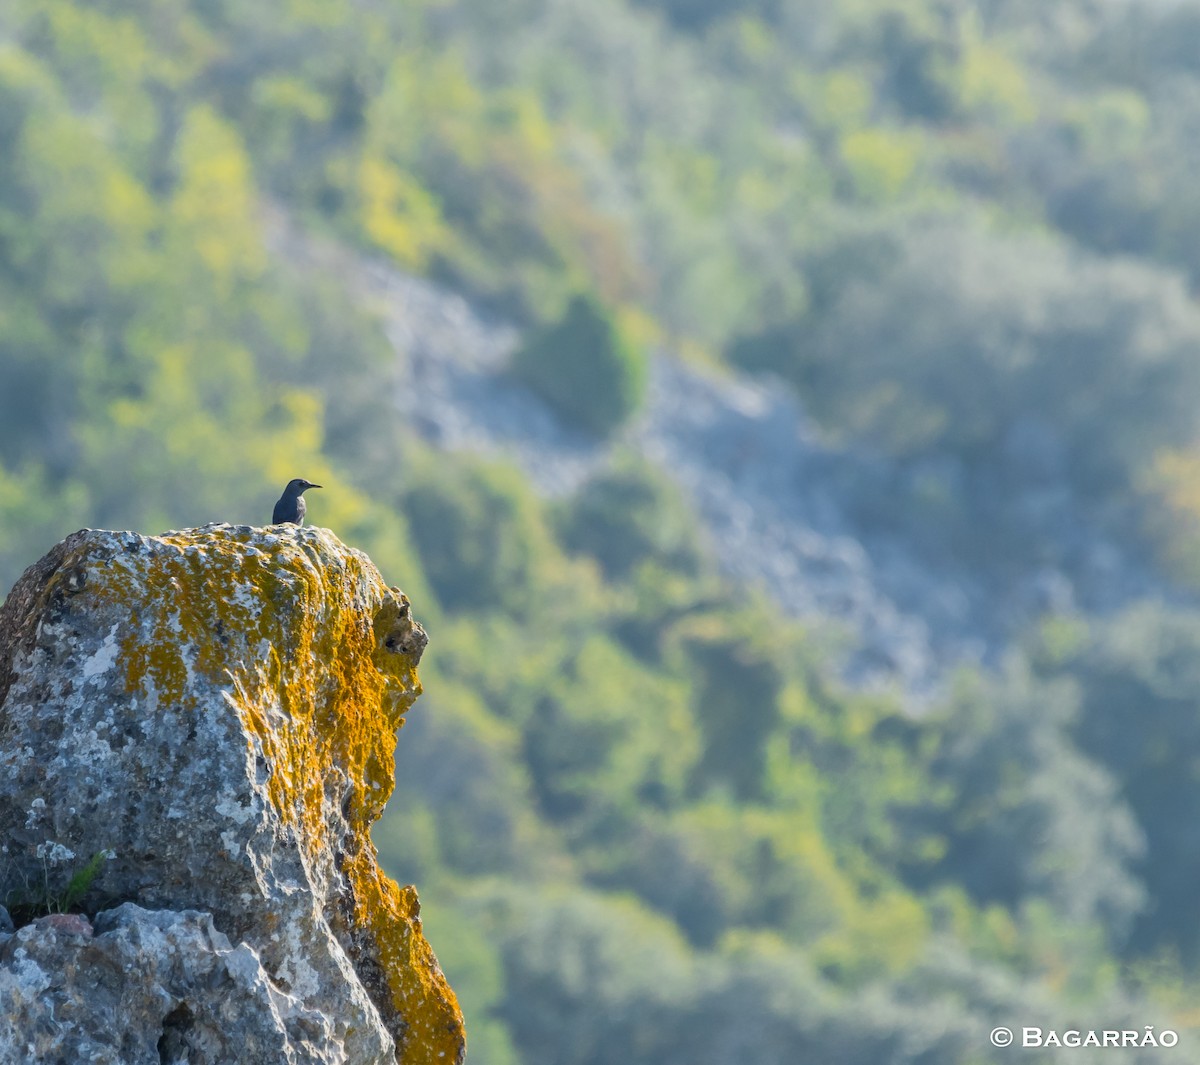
<box><xmin>272</xmin><ymin>478</ymin><xmax>322</xmax><ymax>525</ymax></box>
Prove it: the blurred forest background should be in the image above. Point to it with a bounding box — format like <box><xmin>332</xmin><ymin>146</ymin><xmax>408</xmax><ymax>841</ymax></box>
<box><xmin>6</xmin><ymin>0</ymin><xmax>1200</xmax><ymax>1060</ymax></box>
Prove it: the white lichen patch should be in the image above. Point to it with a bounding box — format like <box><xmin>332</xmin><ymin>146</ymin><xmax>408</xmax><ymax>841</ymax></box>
<box><xmin>272</xmin><ymin>923</ymin><xmax>323</xmax><ymax>1000</ymax></box>
<box><xmin>2</xmin><ymin>954</ymin><xmax>52</xmax><ymax>997</ymax></box>
<box><xmin>50</xmin><ymin>728</ymin><xmax>114</xmax><ymax>773</ymax></box>
<box><xmin>219</xmin><ymin>829</ymin><xmax>242</xmax><ymax>856</ymax></box>
<box><xmin>81</xmin><ymin>624</ymin><xmax>121</xmax><ymax>681</ymax></box>
<box><xmin>214</xmin><ymin>794</ymin><xmax>257</xmax><ymax>827</ymax></box>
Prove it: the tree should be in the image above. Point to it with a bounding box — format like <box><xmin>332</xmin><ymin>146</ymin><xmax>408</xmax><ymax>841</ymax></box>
<box><xmin>511</xmin><ymin>293</ymin><xmax>647</xmax><ymax>438</ymax></box>
<box><xmin>556</xmin><ymin>456</ymin><xmax>704</xmax><ymax>581</ymax></box>
<box><xmin>912</xmin><ymin>665</ymin><xmax>1145</xmax><ymax>943</ymax></box>
<box><xmin>1060</xmin><ymin>604</ymin><xmax>1200</xmax><ymax>961</ymax></box>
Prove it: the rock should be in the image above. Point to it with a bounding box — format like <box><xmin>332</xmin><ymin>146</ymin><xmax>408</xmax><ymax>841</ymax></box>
<box><xmin>32</xmin><ymin>912</ymin><xmax>93</xmax><ymax>938</ymax></box>
<box><xmin>0</xmin><ymin>524</ymin><xmax>463</xmax><ymax>1064</ymax></box>
<box><xmin>1</xmin><ymin>904</ymin><xmax>334</xmax><ymax>1064</ymax></box>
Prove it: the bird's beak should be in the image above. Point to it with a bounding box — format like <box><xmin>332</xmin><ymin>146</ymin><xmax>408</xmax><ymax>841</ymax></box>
<box><xmin>309</xmin><ymin>483</ymin><xmax>323</xmax><ymax>489</ymax></box>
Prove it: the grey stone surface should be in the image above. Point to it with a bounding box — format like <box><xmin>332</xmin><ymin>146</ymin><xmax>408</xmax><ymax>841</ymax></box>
<box><xmin>0</xmin><ymin>905</ymin><xmax>336</xmax><ymax>1065</ymax></box>
<box><xmin>0</xmin><ymin>524</ymin><xmax>462</xmax><ymax>1065</ymax></box>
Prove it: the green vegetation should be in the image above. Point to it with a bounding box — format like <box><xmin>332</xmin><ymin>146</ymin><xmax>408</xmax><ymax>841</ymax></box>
<box><xmin>2</xmin><ymin>0</ymin><xmax>1200</xmax><ymax>1059</ymax></box>
<box><xmin>512</xmin><ymin>294</ymin><xmax>648</xmax><ymax>437</ymax></box>
<box><xmin>554</xmin><ymin>455</ymin><xmax>703</xmax><ymax>580</ymax></box>
<box><xmin>4</xmin><ymin>848</ymin><xmax>113</xmax><ymax>924</ymax></box>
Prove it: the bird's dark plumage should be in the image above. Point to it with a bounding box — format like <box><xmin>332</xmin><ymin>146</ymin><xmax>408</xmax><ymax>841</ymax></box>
<box><xmin>273</xmin><ymin>478</ymin><xmax>322</xmax><ymax>525</ymax></box>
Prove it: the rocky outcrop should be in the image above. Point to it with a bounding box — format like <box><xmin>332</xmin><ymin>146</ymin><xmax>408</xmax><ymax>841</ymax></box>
<box><xmin>0</xmin><ymin>524</ymin><xmax>463</xmax><ymax>1065</ymax></box>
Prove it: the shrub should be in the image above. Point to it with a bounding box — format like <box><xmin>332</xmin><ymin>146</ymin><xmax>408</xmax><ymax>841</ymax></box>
<box><xmin>556</xmin><ymin>456</ymin><xmax>704</xmax><ymax>581</ymax></box>
<box><xmin>511</xmin><ymin>293</ymin><xmax>648</xmax><ymax>438</ymax></box>
<box><xmin>402</xmin><ymin>459</ymin><xmax>556</xmax><ymax>615</ymax></box>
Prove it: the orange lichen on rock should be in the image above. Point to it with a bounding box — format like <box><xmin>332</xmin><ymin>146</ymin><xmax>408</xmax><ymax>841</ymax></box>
<box><xmin>9</xmin><ymin>523</ymin><xmax>463</xmax><ymax>1064</ymax></box>
<box><xmin>348</xmin><ymin>852</ymin><xmax>468</xmax><ymax>1065</ymax></box>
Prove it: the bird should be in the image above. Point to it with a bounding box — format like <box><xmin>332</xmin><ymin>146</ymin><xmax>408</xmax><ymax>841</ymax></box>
<box><xmin>272</xmin><ymin>478</ymin><xmax>322</xmax><ymax>525</ymax></box>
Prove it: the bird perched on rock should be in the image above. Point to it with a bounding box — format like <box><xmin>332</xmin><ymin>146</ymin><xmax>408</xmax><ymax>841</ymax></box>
<box><xmin>272</xmin><ymin>478</ymin><xmax>322</xmax><ymax>525</ymax></box>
